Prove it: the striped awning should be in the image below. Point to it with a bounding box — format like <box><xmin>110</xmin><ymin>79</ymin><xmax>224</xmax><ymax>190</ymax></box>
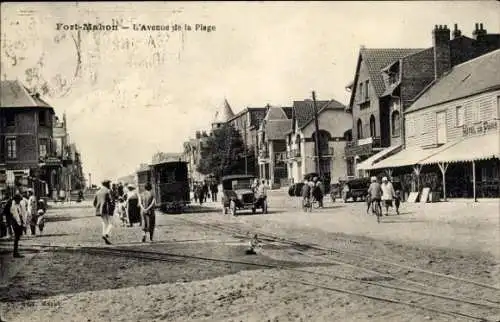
<box><xmin>367</xmin><ymin>142</ymin><xmax>458</xmax><ymax>170</ymax></box>
<box><xmin>420</xmin><ymin>133</ymin><xmax>499</xmax><ymax>165</ymax></box>
<box><xmin>357</xmin><ymin>144</ymin><xmax>402</xmax><ymax>170</ymax></box>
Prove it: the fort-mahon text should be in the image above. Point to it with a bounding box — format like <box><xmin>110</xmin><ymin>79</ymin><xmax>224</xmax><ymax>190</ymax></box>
<box><xmin>56</xmin><ymin>23</ymin><xmax>215</xmax><ymax>32</ymax></box>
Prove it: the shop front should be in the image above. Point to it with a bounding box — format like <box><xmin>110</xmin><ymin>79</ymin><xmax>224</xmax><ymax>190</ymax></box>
<box><xmin>419</xmin><ymin>132</ymin><xmax>499</xmax><ymax>200</ymax></box>
<box><xmin>39</xmin><ymin>157</ymin><xmax>63</xmax><ymax>200</ymax></box>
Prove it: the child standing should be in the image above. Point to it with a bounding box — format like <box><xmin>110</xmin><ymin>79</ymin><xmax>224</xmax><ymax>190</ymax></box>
<box><xmin>117</xmin><ymin>197</ymin><xmax>128</xmax><ymax>226</ymax></box>
<box><xmin>37</xmin><ymin>209</ymin><xmax>46</xmax><ymax>234</ymax></box>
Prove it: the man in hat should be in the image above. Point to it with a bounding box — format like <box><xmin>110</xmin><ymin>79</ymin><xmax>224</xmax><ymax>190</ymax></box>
<box><xmin>381</xmin><ymin>176</ymin><xmax>396</xmax><ymax>216</ymax></box>
<box><xmin>93</xmin><ymin>180</ymin><xmax>113</xmax><ymax>245</ymax></box>
<box><xmin>367</xmin><ymin>176</ymin><xmax>382</xmax><ymax>216</ymax></box>
<box><xmin>10</xmin><ymin>194</ymin><xmax>25</xmax><ymax>257</ymax></box>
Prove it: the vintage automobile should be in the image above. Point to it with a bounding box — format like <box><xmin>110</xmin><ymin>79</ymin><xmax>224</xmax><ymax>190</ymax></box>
<box><xmin>341</xmin><ymin>177</ymin><xmax>371</xmax><ymax>202</ymax></box>
<box><xmin>221</xmin><ymin>174</ymin><xmax>268</xmax><ymax>215</ymax></box>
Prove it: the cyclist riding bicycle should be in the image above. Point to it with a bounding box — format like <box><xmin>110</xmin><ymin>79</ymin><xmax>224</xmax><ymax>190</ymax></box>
<box><xmin>367</xmin><ymin>176</ymin><xmax>382</xmax><ymax>217</ymax></box>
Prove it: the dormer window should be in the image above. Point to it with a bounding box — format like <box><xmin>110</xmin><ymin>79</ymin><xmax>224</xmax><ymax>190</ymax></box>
<box><xmin>389</xmin><ymin>72</ymin><xmax>398</xmax><ymax>85</ymax></box>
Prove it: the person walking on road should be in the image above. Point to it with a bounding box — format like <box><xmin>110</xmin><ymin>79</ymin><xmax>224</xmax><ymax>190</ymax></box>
<box><xmin>381</xmin><ymin>177</ymin><xmax>396</xmax><ymax>216</ymax></box>
<box><xmin>125</xmin><ymin>184</ymin><xmax>141</xmax><ymax>227</ymax></box>
<box><xmin>20</xmin><ymin>191</ymin><xmax>29</xmax><ymax>235</ymax></box>
<box><xmin>140</xmin><ymin>183</ymin><xmax>156</xmax><ymax>242</ymax></box>
<box><xmin>202</xmin><ymin>181</ymin><xmax>209</xmax><ymax>203</ymax></box>
<box><xmin>94</xmin><ymin>180</ymin><xmax>114</xmax><ymax>245</ymax></box>
<box><xmin>27</xmin><ymin>189</ymin><xmax>38</xmax><ymax>235</ymax></box>
<box><xmin>367</xmin><ymin>176</ymin><xmax>382</xmax><ymax>216</ymax></box>
<box><xmin>256</xmin><ymin>180</ymin><xmax>268</xmax><ymax>201</ymax></box>
<box><xmin>196</xmin><ymin>183</ymin><xmax>205</xmax><ymax>205</ymax></box>
<box><xmin>10</xmin><ymin>194</ymin><xmax>25</xmax><ymax>257</ymax></box>
<box><xmin>1</xmin><ymin>193</ymin><xmax>13</xmax><ymax>239</ymax></box>
<box><xmin>301</xmin><ymin>179</ymin><xmax>313</xmax><ymax>212</ymax></box>
<box><xmin>313</xmin><ymin>177</ymin><xmax>325</xmax><ymax>208</ymax></box>
<box><xmin>210</xmin><ymin>182</ymin><xmax>218</xmax><ymax>202</ymax></box>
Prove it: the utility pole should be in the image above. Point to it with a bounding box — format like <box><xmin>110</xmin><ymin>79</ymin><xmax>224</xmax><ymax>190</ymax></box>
<box><xmin>244</xmin><ymin>116</ymin><xmax>248</xmax><ymax>175</ymax></box>
<box><xmin>312</xmin><ymin>91</ymin><xmax>322</xmax><ymax>176</ymax></box>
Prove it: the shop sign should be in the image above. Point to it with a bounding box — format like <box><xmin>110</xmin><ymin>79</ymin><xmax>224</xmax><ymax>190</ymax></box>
<box><xmin>463</xmin><ymin>119</ymin><xmax>498</xmax><ymax>137</ymax></box>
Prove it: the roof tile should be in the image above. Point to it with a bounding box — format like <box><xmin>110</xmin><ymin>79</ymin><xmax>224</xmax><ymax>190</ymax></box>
<box><xmin>293</xmin><ymin>99</ymin><xmax>345</xmax><ymax>129</ymax></box>
<box><xmin>406</xmin><ymin>49</ymin><xmax>500</xmax><ymax>113</ymax></box>
<box><xmin>0</xmin><ymin>80</ymin><xmax>53</xmax><ymax>109</ymax></box>
<box><xmin>265</xmin><ymin>119</ymin><xmax>292</xmax><ymax>140</ymax></box>
<box><xmin>361</xmin><ymin>48</ymin><xmax>425</xmax><ymax>97</ymax></box>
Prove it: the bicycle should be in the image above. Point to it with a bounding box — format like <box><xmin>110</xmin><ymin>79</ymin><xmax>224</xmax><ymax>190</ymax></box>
<box><xmin>371</xmin><ymin>198</ymin><xmax>382</xmax><ymax>223</ymax></box>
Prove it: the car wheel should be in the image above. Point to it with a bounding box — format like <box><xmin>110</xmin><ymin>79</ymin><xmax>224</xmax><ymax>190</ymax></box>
<box><xmin>229</xmin><ymin>200</ymin><xmax>236</xmax><ymax>216</ymax></box>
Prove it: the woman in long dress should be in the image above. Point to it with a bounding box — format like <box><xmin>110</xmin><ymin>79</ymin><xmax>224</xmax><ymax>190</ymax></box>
<box><xmin>125</xmin><ymin>184</ymin><xmax>141</xmax><ymax>227</ymax></box>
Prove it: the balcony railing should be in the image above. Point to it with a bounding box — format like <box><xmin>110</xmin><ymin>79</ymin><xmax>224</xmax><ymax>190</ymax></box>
<box><xmin>258</xmin><ymin>149</ymin><xmax>269</xmax><ymax>159</ymax></box>
<box><xmin>345</xmin><ymin>136</ymin><xmax>382</xmax><ymax>158</ymax></box>
<box><xmin>274</xmin><ymin>152</ymin><xmax>287</xmax><ymax>165</ymax></box>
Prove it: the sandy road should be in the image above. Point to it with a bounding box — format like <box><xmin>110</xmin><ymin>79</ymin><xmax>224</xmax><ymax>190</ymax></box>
<box><xmin>1</xmin><ymin>196</ymin><xmax>499</xmax><ymax>321</ymax></box>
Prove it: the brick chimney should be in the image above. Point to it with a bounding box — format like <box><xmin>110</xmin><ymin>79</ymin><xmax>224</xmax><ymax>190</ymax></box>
<box><xmin>472</xmin><ymin>22</ymin><xmax>487</xmax><ymax>40</ymax></box>
<box><xmin>452</xmin><ymin>23</ymin><xmax>462</xmax><ymax>39</ymax></box>
<box><xmin>433</xmin><ymin>24</ymin><xmax>451</xmax><ymax>79</ymax></box>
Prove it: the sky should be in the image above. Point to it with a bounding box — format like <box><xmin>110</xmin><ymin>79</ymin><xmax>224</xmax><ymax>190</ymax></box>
<box><xmin>1</xmin><ymin>2</ymin><xmax>499</xmax><ymax>184</ymax></box>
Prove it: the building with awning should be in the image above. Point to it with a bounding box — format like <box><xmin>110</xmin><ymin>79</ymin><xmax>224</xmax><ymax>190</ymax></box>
<box><xmin>366</xmin><ymin>49</ymin><xmax>500</xmax><ymax>200</ymax></box>
<box><xmin>356</xmin><ymin>144</ymin><xmax>402</xmax><ymax>173</ymax></box>
<box><xmin>418</xmin><ymin>132</ymin><xmax>499</xmax><ymax>200</ymax></box>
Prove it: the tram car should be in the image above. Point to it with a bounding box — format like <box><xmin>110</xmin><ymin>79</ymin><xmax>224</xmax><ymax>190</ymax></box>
<box><xmin>150</xmin><ymin>160</ymin><xmax>190</xmax><ymax>213</ymax></box>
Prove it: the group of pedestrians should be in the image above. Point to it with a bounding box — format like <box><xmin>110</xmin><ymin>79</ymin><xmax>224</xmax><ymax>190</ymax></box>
<box><xmin>301</xmin><ymin>177</ymin><xmax>326</xmax><ymax>211</ymax></box>
<box><xmin>367</xmin><ymin>176</ymin><xmax>401</xmax><ymax>216</ymax></box>
<box><xmin>192</xmin><ymin>181</ymin><xmax>218</xmax><ymax>205</ymax></box>
<box><xmin>94</xmin><ymin>180</ymin><xmax>156</xmax><ymax>245</ymax></box>
<box><xmin>0</xmin><ymin>189</ymin><xmax>47</xmax><ymax>258</ymax></box>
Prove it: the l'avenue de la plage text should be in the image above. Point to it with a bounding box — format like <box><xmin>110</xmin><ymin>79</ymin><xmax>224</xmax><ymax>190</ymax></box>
<box><xmin>56</xmin><ymin>23</ymin><xmax>216</xmax><ymax>32</ymax></box>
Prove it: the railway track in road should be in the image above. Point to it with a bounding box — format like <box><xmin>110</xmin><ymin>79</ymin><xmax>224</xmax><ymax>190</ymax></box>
<box><xmin>6</xmin><ymin>217</ymin><xmax>499</xmax><ymax>321</ymax></box>
<box><xmin>173</xmin><ymin>217</ymin><xmax>500</xmax><ymax>321</ymax></box>
<box><xmin>14</xmin><ymin>240</ymin><xmax>500</xmax><ymax>321</ymax></box>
